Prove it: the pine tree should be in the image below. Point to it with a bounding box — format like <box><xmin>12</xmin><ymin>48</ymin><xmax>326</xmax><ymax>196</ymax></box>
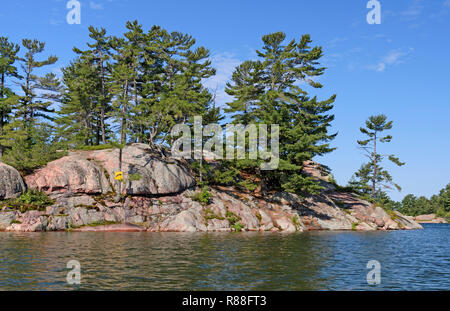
<box><xmin>109</xmin><ymin>22</ymin><xmax>144</xmax><ymax>146</ymax></box>
<box><xmin>437</xmin><ymin>184</ymin><xmax>450</xmax><ymax>214</ymax></box>
<box><xmin>349</xmin><ymin>114</ymin><xmax>405</xmax><ymax>199</ymax></box>
<box><xmin>224</xmin><ymin>32</ymin><xmax>337</xmax><ymax>195</ymax></box>
<box><xmin>135</xmin><ymin>25</ymin><xmax>216</xmax><ymax>148</ymax></box>
<box><xmin>224</xmin><ymin>60</ymin><xmax>264</xmax><ymax>125</ymax></box>
<box><xmin>56</xmin><ymin>57</ymin><xmax>102</xmax><ymax>146</ymax></box>
<box><xmin>1</xmin><ymin>39</ymin><xmax>63</xmax><ymax>172</ymax></box>
<box><xmin>121</xmin><ymin>20</ymin><xmax>145</xmax><ymax>144</ymax></box>
<box><xmin>73</xmin><ymin>26</ymin><xmax>113</xmax><ymax>145</ymax></box>
<box><xmin>17</xmin><ymin>39</ymin><xmax>58</xmax><ymax>132</ymax></box>
<box><xmin>0</xmin><ymin>37</ymin><xmax>20</xmax><ymax>157</ymax></box>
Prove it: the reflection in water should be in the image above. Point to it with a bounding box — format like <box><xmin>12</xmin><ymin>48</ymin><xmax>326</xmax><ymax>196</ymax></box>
<box><xmin>0</xmin><ymin>224</ymin><xmax>448</xmax><ymax>290</ymax></box>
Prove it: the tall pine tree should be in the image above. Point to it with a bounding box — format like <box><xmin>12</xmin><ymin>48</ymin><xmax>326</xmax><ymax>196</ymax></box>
<box><xmin>349</xmin><ymin>114</ymin><xmax>405</xmax><ymax>199</ymax></box>
<box><xmin>17</xmin><ymin>39</ymin><xmax>58</xmax><ymax>132</ymax></box>
<box><xmin>225</xmin><ymin>32</ymin><xmax>337</xmax><ymax>195</ymax></box>
<box><xmin>0</xmin><ymin>37</ymin><xmax>20</xmax><ymax>157</ymax></box>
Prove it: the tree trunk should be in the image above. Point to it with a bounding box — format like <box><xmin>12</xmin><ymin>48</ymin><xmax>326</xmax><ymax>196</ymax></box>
<box><xmin>372</xmin><ymin>133</ymin><xmax>377</xmax><ymax>198</ymax></box>
<box><xmin>96</xmin><ymin>119</ymin><xmax>101</xmax><ymax>145</ymax></box>
<box><xmin>121</xmin><ymin>80</ymin><xmax>129</xmax><ymax>146</ymax></box>
<box><xmin>100</xmin><ymin>52</ymin><xmax>107</xmax><ymax>145</ymax></box>
<box><xmin>0</xmin><ymin>73</ymin><xmax>4</xmax><ymax>158</ymax></box>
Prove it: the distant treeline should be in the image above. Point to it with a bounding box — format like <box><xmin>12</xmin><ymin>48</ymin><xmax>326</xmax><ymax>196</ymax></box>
<box><xmin>381</xmin><ymin>184</ymin><xmax>450</xmax><ymax>218</ymax></box>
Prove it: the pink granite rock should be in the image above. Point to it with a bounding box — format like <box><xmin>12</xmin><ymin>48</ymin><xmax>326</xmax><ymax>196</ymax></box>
<box><xmin>25</xmin><ymin>155</ymin><xmax>110</xmax><ymax>195</ymax></box>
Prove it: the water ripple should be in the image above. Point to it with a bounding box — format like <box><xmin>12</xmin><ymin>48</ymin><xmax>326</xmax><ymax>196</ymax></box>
<box><xmin>0</xmin><ymin>224</ymin><xmax>448</xmax><ymax>290</ymax></box>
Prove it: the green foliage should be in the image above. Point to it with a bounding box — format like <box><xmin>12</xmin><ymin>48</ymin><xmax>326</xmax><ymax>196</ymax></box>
<box><xmin>2</xmin><ymin>189</ymin><xmax>54</xmax><ymax>213</ymax></box>
<box><xmin>291</xmin><ymin>214</ymin><xmax>301</xmax><ymax>230</ymax></box>
<box><xmin>223</xmin><ymin>32</ymin><xmax>337</xmax><ymax>195</ymax></box>
<box><xmin>255</xmin><ymin>211</ymin><xmax>262</xmax><ymax>222</ymax></box>
<box><xmin>237</xmin><ymin>180</ymin><xmax>258</xmax><ymax>191</ymax></box>
<box><xmin>17</xmin><ymin>39</ymin><xmax>58</xmax><ymax>129</ymax></box>
<box><xmin>394</xmin><ymin>184</ymin><xmax>450</xmax><ymax>217</ymax></box>
<box><xmin>349</xmin><ymin>114</ymin><xmax>404</xmax><ymax>200</ymax></box>
<box><xmin>17</xmin><ymin>190</ymin><xmax>51</xmax><ymax>206</ymax></box>
<box><xmin>212</xmin><ymin>162</ymin><xmax>240</xmax><ymax>185</ymax></box>
<box><xmin>0</xmin><ymin>37</ymin><xmax>21</xmax><ymax>157</ymax></box>
<box><xmin>0</xmin><ymin>27</ymin><xmax>341</xmax><ymax>201</ymax></box>
<box><xmin>191</xmin><ymin>187</ymin><xmax>212</xmax><ymax>206</ymax></box>
<box><xmin>225</xmin><ymin>210</ymin><xmax>239</xmax><ymax>224</ymax></box>
<box><xmin>86</xmin><ymin>221</ymin><xmax>120</xmax><ymax>227</ymax></box>
<box><xmin>225</xmin><ymin>209</ymin><xmax>244</xmax><ymax>232</ymax></box>
<box><xmin>231</xmin><ymin>222</ymin><xmax>244</xmax><ymax>232</ymax></box>
<box><xmin>128</xmin><ymin>173</ymin><xmax>142</xmax><ymax>181</ymax></box>
<box><xmin>2</xmin><ymin>124</ymin><xmax>67</xmax><ymax>173</ymax></box>
<box><xmin>58</xmin><ymin>26</ymin><xmax>113</xmax><ymax>147</ymax></box>
<box><xmin>203</xmin><ymin>208</ymin><xmax>224</xmax><ymax>221</ymax></box>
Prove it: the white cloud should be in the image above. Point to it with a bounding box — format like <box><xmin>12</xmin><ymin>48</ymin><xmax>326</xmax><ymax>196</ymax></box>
<box><xmin>90</xmin><ymin>1</ymin><xmax>104</xmax><ymax>10</ymax></box>
<box><xmin>444</xmin><ymin>0</ymin><xmax>450</xmax><ymax>7</ymax></box>
<box><xmin>203</xmin><ymin>52</ymin><xmax>242</xmax><ymax>108</ymax></box>
<box><xmin>374</xmin><ymin>62</ymin><xmax>386</xmax><ymax>72</ymax></box>
<box><xmin>368</xmin><ymin>48</ymin><xmax>414</xmax><ymax>72</ymax></box>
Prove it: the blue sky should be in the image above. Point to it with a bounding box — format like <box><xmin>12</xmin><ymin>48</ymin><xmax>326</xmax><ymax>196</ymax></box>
<box><xmin>0</xmin><ymin>0</ymin><xmax>449</xmax><ymax>201</ymax></box>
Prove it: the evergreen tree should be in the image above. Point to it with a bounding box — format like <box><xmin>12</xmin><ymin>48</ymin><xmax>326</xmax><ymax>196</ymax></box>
<box><xmin>224</xmin><ymin>60</ymin><xmax>264</xmax><ymax>125</ymax></box>
<box><xmin>2</xmin><ymin>122</ymin><xmax>65</xmax><ymax>173</ymax></box>
<box><xmin>349</xmin><ymin>114</ymin><xmax>405</xmax><ymax>199</ymax></box>
<box><xmin>56</xmin><ymin>57</ymin><xmax>102</xmax><ymax>146</ymax></box>
<box><xmin>397</xmin><ymin>184</ymin><xmax>450</xmax><ymax>217</ymax></box>
<box><xmin>109</xmin><ymin>23</ymin><xmax>143</xmax><ymax>145</ymax></box>
<box><xmin>0</xmin><ymin>37</ymin><xmax>20</xmax><ymax>157</ymax></box>
<box><xmin>136</xmin><ymin>25</ymin><xmax>216</xmax><ymax>147</ymax></box>
<box><xmin>72</xmin><ymin>26</ymin><xmax>113</xmax><ymax>145</ymax></box>
<box><xmin>225</xmin><ymin>32</ymin><xmax>337</xmax><ymax>195</ymax></box>
<box><xmin>17</xmin><ymin>39</ymin><xmax>58</xmax><ymax>132</ymax></box>
<box><xmin>2</xmin><ymin>39</ymin><xmax>63</xmax><ymax>172</ymax></box>
<box><xmin>437</xmin><ymin>184</ymin><xmax>450</xmax><ymax>216</ymax></box>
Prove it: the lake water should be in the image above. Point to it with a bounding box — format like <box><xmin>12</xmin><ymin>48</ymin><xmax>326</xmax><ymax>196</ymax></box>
<box><xmin>0</xmin><ymin>223</ymin><xmax>448</xmax><ymax>290</ymax></box>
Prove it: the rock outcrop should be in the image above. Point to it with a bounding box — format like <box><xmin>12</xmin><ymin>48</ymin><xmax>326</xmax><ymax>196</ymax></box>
<box><xmin>414</xmin><ymin>214</ymin><xmax>448</xmax><ymax>223</ymax></box>
<box><xmin>0</xmin><ymin>162</ymin><xmax>26</xmax><ymax>200</ymax></box>
<box><xmin>0</xmin><ymin>145</ymin><xmax>423</xmax><ymax>232</ymax></box>
<box><xmin>25</xmin><ymin>156</ymin><xmax>111</xmax><ymax>195</ymax></box>
<box><xmin>25</xmin><ymin>144</ymin><xmax>195</xmax><ymax>196</ymax></box>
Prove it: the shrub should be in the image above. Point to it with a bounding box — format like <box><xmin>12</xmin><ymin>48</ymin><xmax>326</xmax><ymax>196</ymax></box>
<box><xmin>17</xmin><ymin>190</ymin><xmax>53</xmax><ymax>206</ymax></box>
<box><xmin>225</xmin><ymin>209</ymin><xmax>244</xmax><ymax>231</ymax></box>
<box><xmin>238</xmin><ymin>180</ymin><xmax>258</xmax><ymax>191</ymax></box>
<box><xmin>191</xmin><ymin>187</ymin><xmax>212</xmax><ymax>206</ymax></box>
<box><xmin>203</xmin><ymin>208</ymin><xmax>224</xmax><ymax>221</ymax></box>
<box><xmin>128</xmin><ymin>173</ymin><xmax>142</xmax><ymax>181</ymax></box>
<box><xmin>231</xmin><ymin>222</ymin><xmax>244</xmax><ymax>232</ymax></box>
<box><xmin>292</xmin><ymin>215</ymin><xmax>301</xmax><ymax>229</ymax></box>
<box><xmin>2</xmin><ymin>125</ymin><xmax>67</xmax><ymax>174</ymax></box>
<box><xmin>2</xmin><ymin>189</ymin><xmax>54</xmax><ymax>213</ymax></box>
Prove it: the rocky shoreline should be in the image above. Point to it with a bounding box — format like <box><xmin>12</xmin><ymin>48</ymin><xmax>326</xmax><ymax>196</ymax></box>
<box><xmin>0</xmin><ymin>144</ymin><xmax>423</xmax><ymax>232</ymax></box>
<box><xmin>413</xmin><ymin>214</ymin><xmax>448</xmax><ymax>224</ymax></box>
